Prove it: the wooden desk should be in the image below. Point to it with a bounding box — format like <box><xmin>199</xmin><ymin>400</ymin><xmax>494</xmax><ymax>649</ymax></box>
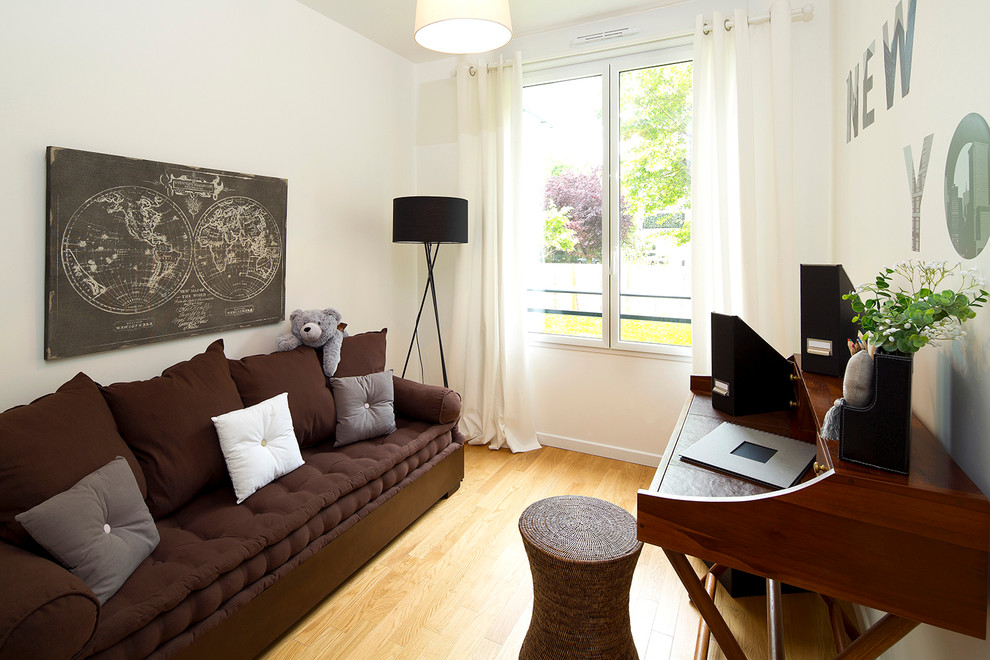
<box><xmin>637</xmin><ymin>359</ymin><xmax>990</xmax><ymax>659</ymax></box>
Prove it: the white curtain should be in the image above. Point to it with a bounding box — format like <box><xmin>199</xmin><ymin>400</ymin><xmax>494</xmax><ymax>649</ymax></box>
<box><xmin>449</xmin><ymin>52</ymin><xmax>540</xmax><ymax>453</ymax></box>
<box><xmin>691</xmin><ymin>2</ymin><xmax>797</xmax><ymax>374</ymax></box>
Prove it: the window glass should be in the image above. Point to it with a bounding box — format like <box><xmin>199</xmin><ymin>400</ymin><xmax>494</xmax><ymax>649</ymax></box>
<box><xmin>523</xmin><ymin>75</ymin><xmax>604</xmax><ymax>340</ymax></box>
<box><xmin>523</xmin><ymin>53</ymin><xmax>692</xmax><ymax>354</ymax></box>
<box><xmin>618</xmin><ymin>62</ymin><xmax>693</xmax><ymax>347</ymax></box>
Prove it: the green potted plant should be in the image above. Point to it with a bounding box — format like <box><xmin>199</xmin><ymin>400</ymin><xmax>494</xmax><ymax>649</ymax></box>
<box><xmin>836</xmin><ymin>260</ymin><xmax>986</xmax><ymax>473</ymax></box>
<box><xmin>844</xmin><ymin>260</ymin><xmax>987</xmax><ymax>355</ymax></box>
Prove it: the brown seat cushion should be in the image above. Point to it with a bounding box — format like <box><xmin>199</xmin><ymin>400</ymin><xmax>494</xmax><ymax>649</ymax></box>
<box><xmin>333</xmin><ymin>328</ymin><xmax>387</xmax><ymax>378</ymax></box>
<box><xmin>228</xmin><ymin>345</ymin><xmax>336</xmax><ymax>447</ymax></box>
<box><xmin>84</xmin><ymin>418</ymin><xmax>457</xmax><ymax>658</ymax></box>
<box><xmin>0</xmin><ymin>372</ymin><xmax>146</xmax><ymax>549</ymax></box>
<box><xmin>101</xmin><ymin>340</ymin><xmax>243</xmax><ymax>519</ymax></box>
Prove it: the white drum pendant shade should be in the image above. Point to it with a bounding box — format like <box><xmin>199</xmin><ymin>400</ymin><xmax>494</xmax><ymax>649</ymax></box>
<box><xmin>414</xmin><ymin>0</ymin><xmax>512</xmax><ymax>54</ymax></box>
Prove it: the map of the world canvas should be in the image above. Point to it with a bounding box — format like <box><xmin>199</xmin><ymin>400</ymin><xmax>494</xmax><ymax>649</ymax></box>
<box><xmin>45</xmin><ymin>147</ymin><xmax>286</xmax><ymax>359</ymax></box>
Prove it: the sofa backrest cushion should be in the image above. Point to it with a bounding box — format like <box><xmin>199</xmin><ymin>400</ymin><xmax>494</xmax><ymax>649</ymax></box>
<box><xmin>101</xmin><ymin>340</ymin><xmax>243</xmax><ymax>519</ymax></box>
<box><xmin>0</xmin><ymin>372</ymin><xmax>146</xmax><ymax>549</ymax></box>
<box><xmin>228</xmin><ymin>345</ymin><xmax>336</xmax><ymax>447</ymax></box>
<box><xmin>333</xmin><ymin>328</ymin><xmax>387</xmax><ymax>379</ymax></box>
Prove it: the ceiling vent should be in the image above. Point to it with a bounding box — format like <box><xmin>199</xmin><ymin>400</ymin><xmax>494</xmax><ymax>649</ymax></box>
<box><xmin>571</xmin><ymin>26</ymin><xmax>640</xmax><ymax>48</ymax></box>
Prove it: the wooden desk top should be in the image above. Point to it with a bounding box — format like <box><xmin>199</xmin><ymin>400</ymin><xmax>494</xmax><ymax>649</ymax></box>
<box><xmin>637</xmin><ymin>360</ymin><xmax>990</xmax><ymax>639</ymax></box>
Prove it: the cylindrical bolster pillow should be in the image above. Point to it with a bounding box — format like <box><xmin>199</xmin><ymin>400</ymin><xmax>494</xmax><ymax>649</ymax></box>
<box><xmin>392</xmin><ymin>376</ymin><xmax>461</xmax><ymax>425</ymax></box>
<box><xmin>0</xmin><ymin>541</ymin><xmax>99</xmax><ymax>660</ymax></box>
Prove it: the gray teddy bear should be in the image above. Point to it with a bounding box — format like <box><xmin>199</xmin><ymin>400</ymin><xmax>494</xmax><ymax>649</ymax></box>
<box><xmin>276</xmin><ymin>307</ymin><xmax>348</xmax><ymax>378</ymax></box>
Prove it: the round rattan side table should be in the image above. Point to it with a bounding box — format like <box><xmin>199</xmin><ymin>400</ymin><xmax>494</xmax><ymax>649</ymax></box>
<box><xmin>518</xmin><ymin>495</ymin><xmax>643</xmax><ymax>660</ymax></box>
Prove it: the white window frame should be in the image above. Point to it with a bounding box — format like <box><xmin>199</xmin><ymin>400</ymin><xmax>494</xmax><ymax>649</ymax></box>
<box><xmin>523</xmin><ymin>46</ymin><xmax>693</xmax><ymax>360</ymax></box>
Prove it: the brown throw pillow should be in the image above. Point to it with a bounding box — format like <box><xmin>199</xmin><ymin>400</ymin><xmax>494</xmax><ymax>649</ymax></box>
<box><xmin>228</xmin><ymin>345</ymin><xmax>337</xmax><ymax>447</ymax></box>
<box><xmin>101</xmin><ymin>340</ymin><xmax>243</xmax><ymax>519</ymax></box>
<box><xmin>334</xmin><ymin>328</ymin><xmax>387</xmax><ymax>378</ymax></box>
<box><xmin>0</xmin><ymin>373</ymin><xmax>147</xmax><ymax>549</ymax></box>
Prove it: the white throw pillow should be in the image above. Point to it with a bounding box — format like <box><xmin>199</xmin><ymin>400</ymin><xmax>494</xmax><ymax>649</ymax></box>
<box><xmin>211</xmin><ymin>392</ymin><xmax>304</xmax><ymax>504</ymax></box>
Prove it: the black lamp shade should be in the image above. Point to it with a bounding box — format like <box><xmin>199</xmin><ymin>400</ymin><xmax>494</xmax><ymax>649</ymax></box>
<box><xmin>393</xmin><ymin>196</ymin><xmax>468</xmax><ymax>244</ymax></box>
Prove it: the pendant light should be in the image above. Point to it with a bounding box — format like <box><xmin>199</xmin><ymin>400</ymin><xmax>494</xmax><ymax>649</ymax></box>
<box><xmin>414</xmin><ymin>0</ymin><xmax>513</xmax><ymax>54</ymax></box>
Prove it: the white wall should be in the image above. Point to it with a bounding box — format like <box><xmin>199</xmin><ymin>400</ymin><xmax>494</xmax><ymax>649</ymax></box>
<box><xmin>831</xmin><ymin>0</ymin><xmax>990</xmax><ymax>656</ymax></box>
<box><xmin>0</xmin><ymin>0</ymin><xmax>418</xmax><ymax>409</ymax></box>
<box><xmin>403</xmin><ymin>58</ymin><xmax>461</xmax><ymax>384</ymax></box>
<box><xmin>409</xmin><ymin>0</ymin><xmax>832</xmax><ymax>465</ymax></box>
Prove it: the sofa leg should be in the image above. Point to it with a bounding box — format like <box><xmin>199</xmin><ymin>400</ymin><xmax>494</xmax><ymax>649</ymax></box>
<box><xmin>444</xmin><ymin>483</ymin><xmax>461</xmax><ymax>499</ymax></box>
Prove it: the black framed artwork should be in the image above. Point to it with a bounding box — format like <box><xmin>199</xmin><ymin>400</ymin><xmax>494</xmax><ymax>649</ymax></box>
<box><xmin>45</xmin><ymin>147</ymin><xmax>287</xmax><ymax>359</ymax></box>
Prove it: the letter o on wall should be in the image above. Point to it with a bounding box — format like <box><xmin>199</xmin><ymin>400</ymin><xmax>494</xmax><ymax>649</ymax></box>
<box><xmin>945</xmin><ymin>112</ymin><xmax>990</xmax><ymax>259</ymax></box>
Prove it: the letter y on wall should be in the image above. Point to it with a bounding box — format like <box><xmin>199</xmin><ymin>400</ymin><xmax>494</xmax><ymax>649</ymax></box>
<box><xmin>904</xmin><ymin>133</ymin><xmax>934</xmax><ymax>252</ymax></box>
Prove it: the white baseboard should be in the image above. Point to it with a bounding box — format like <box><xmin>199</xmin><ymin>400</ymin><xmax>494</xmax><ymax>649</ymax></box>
<box><xmin>537</xmin><ymin>432</ymin><xmax>662</xmax><ymax>467</ymax></box>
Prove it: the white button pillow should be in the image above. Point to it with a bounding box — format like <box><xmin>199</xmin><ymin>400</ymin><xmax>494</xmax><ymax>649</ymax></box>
<box><xmin>211</xmin><ymin>392</ymin><xmax>304</xmax><ymax>504</ymax></box>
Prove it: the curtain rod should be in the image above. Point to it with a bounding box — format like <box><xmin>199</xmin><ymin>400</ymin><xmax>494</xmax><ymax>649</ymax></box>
<box><xmin>707</xmin><ymin>2</ymin><xmax>814</xmax><ymax>34</ymax></box>
<box><xmin>457</xmin><ymin>3</ymin><xmax>814</xmax><ymax>76</ymax></box>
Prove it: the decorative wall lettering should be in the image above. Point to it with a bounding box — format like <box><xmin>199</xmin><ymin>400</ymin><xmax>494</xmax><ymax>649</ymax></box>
<box><xmin>846</xmin><ymin>63</ymin><xmax>859</xmax><ymax>143</ymax></box>
<box><xmin>882</xmin><ymin>0</ymin><xmax>916</xmax><ymax>110</ymax></box>
<box><xmin>944</xmin><ymin>114</ymin><xmax>990</xmax><ymax>259</ymax></box>
<box><xmin>904</xmin><ymin>134</ymin><xmax>934</xmax><ymax>252</ymax></box>
<box><xmin>846</xmin><ymin>0</ymin><xmax>917</xmax><ymax>142</ymax></box>
<box><xmin>862</xmin><ymin>42</ymin><xmax>876</xmax><ymax>132</ymax></box>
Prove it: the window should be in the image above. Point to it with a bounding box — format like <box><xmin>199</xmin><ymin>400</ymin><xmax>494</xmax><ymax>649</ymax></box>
<box><xmin>522</xmin><ymin>49</ymin><xmax>693</xmax><ymax>355</ymax></box>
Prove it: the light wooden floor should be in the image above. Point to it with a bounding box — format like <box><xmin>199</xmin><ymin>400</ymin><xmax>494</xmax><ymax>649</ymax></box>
<box><xmin>262</xmin><ymin>444</ymin><xmax>846</xmax><ymax>659</ymax></box>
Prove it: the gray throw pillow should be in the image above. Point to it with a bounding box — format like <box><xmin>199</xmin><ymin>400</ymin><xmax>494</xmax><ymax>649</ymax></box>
<box><xmin>330</xmin><ymin>370</ymin><xmax>397</xmax><ymax>446</ymax></box>
<box><xmin>15</xmin><ymin>457</ymin><xmax>159</xmax><ymax>604</ymax></box>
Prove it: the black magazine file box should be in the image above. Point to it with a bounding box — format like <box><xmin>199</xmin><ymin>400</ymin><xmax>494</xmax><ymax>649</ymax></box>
<box><xmin>800</xmin><ymin>264</ymin><xmax>858</xmax><ymax>377</ymax></box>
<box><xmin>839</xmin><ymin>351</ymin><xmax>913</xmax><ymax>474</ymax></box>
<box><xmin>710</xmin><ymin>313</ymin><xmax>795</xmax><ymax>417</ymax></box>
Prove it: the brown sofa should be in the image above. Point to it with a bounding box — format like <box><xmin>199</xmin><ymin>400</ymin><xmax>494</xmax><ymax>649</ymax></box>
<box><xmin>0</xmin><ymin>333</ymin><xmax>465</xmax><ymax>659</ymax></box>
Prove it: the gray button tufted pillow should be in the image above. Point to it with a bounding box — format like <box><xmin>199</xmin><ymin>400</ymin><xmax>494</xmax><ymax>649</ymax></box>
<box><xmin>330</xmin><ymin>370</ymin><xmax>397</xmax><ymax>446</ymax></box>
<box><xmin>15</xmin><ymin>456</ymin><xmax>159</xmax><ymax>604</ymax></box>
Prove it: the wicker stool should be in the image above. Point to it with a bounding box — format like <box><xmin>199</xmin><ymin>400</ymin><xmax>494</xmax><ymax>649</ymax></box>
<box><xmin>518</xmin><ymin>495</ymin><xmax>643</xmax><ymax>660</ymax></box>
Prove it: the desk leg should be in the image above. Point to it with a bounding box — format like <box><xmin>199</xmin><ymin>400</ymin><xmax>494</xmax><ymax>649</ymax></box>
<box><xmin>694</xmin><ymin>570</ymin><xmax>718</xmax><ymax>660</ymax></box>
<box><xmin>821</xmin><ymin>594</ymin><xmax>860</xmax><ymax>651</ymax></box>
<box><xmin>767</xmin><ymin>579</ymin><xmax>785</xmax><ymax>660</ymax></box>
<box><xmin>833</xmin><ymin>614</ymin><xmax>919</xmax><ymax>660</ymax></box>
<box><xmin>664</xmin><ymin>550</ymin><xmax>747</xmax><ymax>660</ymax></box>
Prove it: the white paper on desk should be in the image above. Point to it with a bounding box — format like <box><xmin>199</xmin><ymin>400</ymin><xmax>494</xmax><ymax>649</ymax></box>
<box><xmin>679</xmin><ymin>422</ymin><xmax>817</xmax><ymax>489</ymax></box>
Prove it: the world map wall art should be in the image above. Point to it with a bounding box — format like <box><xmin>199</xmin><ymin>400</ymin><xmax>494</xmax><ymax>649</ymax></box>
<box><xmin>45</xmin><ymin>147</ymin><xmax>287</xmax><ymax>359</ymax></box>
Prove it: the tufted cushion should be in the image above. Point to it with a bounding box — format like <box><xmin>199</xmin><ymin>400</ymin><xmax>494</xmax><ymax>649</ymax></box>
<box><xmin>101</xmin><ymin>340</ymin><xmax>244</xmax><ymax>519</ymax></box>
<box><xmin>15</xmin><ymin>457</ymin><xmax>159</xmax><ymax>604</ymax></box>
<box><xmin>333</xmin><ymin>328</ymin><xmax>387</xmax><ymax>378</ymax></box>
<box><xmin>212</xmin><ymin>393</ymin><xmax>305</xmax><ymax>504</ymax></box>
<box><xmin>228</xmin><ymin>345</ymin><xmax>337</xmax><ymax>447</ymax></box>
<box><xmin>83</xmin><ymin>419</ymin><xmax>459</xmax><ymax>658</ymax></box>
<box><xmin>0</xmin><ymin>372</ymin><xmax>146</xmax><ymax>550</ymax></box>
<box><xmin>330</xmin><ymin>371</ymin><xmax>397</xmax><ymax>446</ymax></box>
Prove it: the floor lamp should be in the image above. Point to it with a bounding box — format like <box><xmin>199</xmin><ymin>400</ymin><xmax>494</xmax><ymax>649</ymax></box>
<box><xmin>393</xmin><ymin>196</ymin><xmax>468</xmax><ymax>387</ymax></box>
